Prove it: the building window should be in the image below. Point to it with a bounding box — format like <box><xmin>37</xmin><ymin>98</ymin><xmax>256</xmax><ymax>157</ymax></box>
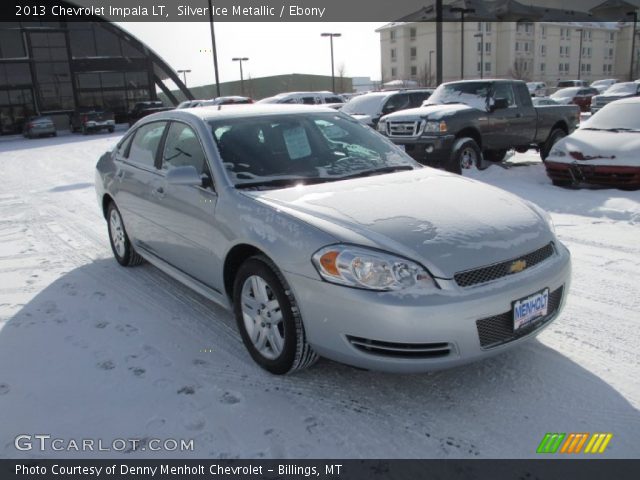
<box><xmin>485</xmin><ymin>62</ymin><xmax>491</xmax><ymax>72</ymax></box>
<box><xmin>609</xmin><ymin>32</ymin><xmax>615</xmax><ymax>42</ymax></box>
<box><xmin>485</xmin><ymin>42</ymin><xmax>491</xmax><ymax>54</ymax></box>
<box><xmin>515</xmin><ymin>42</ymin><xmax>520</xmax><ymax>52</ymax></box>
<box><xmin>390</xmin><ymin>48</ymin><xmax>396</xmax><ymax>62</ymax></box>
<box><xmin>540</xmin><ymin>44</ymin><xmax>546</xmax><ymax>56</ymax></box>
<box><xmin>410</xmin><ymin>65</ymin><xmax>417</xmax><ymax>77</ymax></box>
<box><xmin>477</xmin><ymin>62</ymin><xmax>482</xmax><ymax>72</ymax></box>
<box><xmin>409</xmin><ymin>27</ymin><xmax>416</xmax><ymax>41</ymax></box>
<box><xmin>477</xmin><ymin>22</ymin><xmax>482</xmax><ymax>31</ymax></box>
<box><xmin>390</xmin><ymin>30</ymin><xmax>396</xmax><ymax>43</ymax></box>
<box><xmin>0</xmin><ymin>29</ymin><xmax>27</xmax><ymax>58</ymax></box>
<box><xmin>565</xmin><ymin>63</ymin><xmax>570</xmax><ymax>73</ymax></box>
<box><xmin>391</xmin><ymin>67</ymin><xmax>397</xmax><ymax>78</ymax></box>
<box><xmin>485</xmin><ymin>22</ymin><xmax>492</xmax><ymax>33</ymax></box>
<box><xmin>540</xmin><ymin>63</ymin><xmax>545</xmax><ymax>72</ymax></box>
<box><xmin>410</xmin><ymin>47</ymin><xmax>417</xmax><ymax>60</ymax></box>
<box><xmin>540</xmin><ymin>26</ymin><xmax>546</xmax><ymax>37</ymax></box>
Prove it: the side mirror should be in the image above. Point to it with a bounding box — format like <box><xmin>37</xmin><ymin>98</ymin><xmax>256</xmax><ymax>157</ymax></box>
<box><xmin>166</xmin><ymin>165</ymin><xmax>202</xmax><ymax>186</ymax></box>
<box><xmin>492</xmin><ymin>98</ymin><xmax>510</xmax><ymax>110</ymax></box>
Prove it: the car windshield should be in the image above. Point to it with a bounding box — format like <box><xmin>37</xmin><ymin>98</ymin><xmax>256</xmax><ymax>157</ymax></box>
<box><xmin>581</xmin><ymin>103</ymin><xmax>640</xmax><ymax>131</ymax></box>
<box><xmin>604</xmin><ymin>83</ymin><xmax>636</xmax><ymax>95</ymax></box>
<box><xmin>340</xmin><ymin>94</ymin><xmax>387</xmax><ymax>115</ymax></box>
<box><xmin>209</xmin><ymin>112</ymin><xmax>418</xmax><ymax>189</ymax></box>
<box><xmin>551</xmin><ymin>88</ymin><xmax>579</xmax><ymax>98</ymax></box>
<box><xmin>425</xmin><ymin>82</ymin><xmax>490</xmax><ymax>110</ymax></box>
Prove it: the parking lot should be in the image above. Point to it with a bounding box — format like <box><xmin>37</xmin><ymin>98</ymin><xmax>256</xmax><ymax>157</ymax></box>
<box><xmin>0</xmin><ymin>130</ymin><xmax>638</xmax><ymax>458</ymax></box>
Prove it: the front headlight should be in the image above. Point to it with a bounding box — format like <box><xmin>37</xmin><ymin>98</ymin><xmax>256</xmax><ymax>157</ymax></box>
<box><xmin>377</xmin><ymin>120</ymin><xmax>387</xmax><ymax>134</ymax></box>
<box><xmin>549</xmin><ymin>148</ymin><xmax>566</xmax><ymax>157</ymax></box>
<box><xmin>312</xmin><ymin>245</ymin><xmax>438</xmax><ymax>291</ymax></box>
<box><xmin>423</xmin><ymin>120</ymin><xmax>447</xmax><ymax>133</ymax></box>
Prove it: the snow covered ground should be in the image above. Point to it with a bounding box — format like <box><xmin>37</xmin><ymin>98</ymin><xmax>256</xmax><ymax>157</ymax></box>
<box><xmin>0</xmin><ymin>131</ymin><xmax>638</xmax><ymax>459</ymax></box>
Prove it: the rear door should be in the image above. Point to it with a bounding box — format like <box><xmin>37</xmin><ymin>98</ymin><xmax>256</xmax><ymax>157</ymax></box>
<box><xmin>486</xmin><ymin>83</ymin><xmax>521</xmax><ymax>148</ymax></box>
<box><xmin>151</xmin><ymin>121</ymin><xmax>224</xmax><ymax>291</ymax></box>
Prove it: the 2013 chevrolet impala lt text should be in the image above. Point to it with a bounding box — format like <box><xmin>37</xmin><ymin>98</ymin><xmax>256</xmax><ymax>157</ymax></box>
<box><xmin>95</xmin><ymin>105</ymin><xmax>571</xmax><ymax>374</ymax></box>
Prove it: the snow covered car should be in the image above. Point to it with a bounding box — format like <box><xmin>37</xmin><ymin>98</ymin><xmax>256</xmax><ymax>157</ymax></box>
<box><xmin>590</xmin><ymin>81</ymin><xmax>640</xmax><ymax>114</ymax></box>
<box><xmin>95</xmin><ymin>105</ymin><xmax>571</xmax><ymax>374</ymax></box>
<box><xmin>545</xmin><ymin>97</ymin><xmax>640</xmax><ymax>189</ymax></box>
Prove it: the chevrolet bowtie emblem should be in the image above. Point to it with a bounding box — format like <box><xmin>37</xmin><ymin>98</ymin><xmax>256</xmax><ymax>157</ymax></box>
<box><xmin>509</xmin><ymin>259</ymin><xmax>527</xmax><ymax>274</ymax></box>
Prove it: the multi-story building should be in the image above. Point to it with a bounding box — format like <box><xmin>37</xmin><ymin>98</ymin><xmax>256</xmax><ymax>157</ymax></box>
<box><xmin>378</xmin><ymin>0</ymin><xmax>640</xmax><ymax>86</ymax></box>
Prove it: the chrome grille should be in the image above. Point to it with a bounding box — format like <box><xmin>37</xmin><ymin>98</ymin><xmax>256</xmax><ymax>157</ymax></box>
<box><xmin>387</xmin><ymin>121</ymin><xmax>420</xmax><ymax>137</ymax></box>
<box><xmin>347</xmin><ymin>336</ymin><xmax>452</xmax><ymax>359</ymax></box>
<box><xmin>454</xmin><ymin>243</ymin><xmax>555</xmax><ymax>288</ymax></box>
<box><xmin>476</xmin><ymin>286</ymin><xmax>564</xmax><ymax>348</ymax></box>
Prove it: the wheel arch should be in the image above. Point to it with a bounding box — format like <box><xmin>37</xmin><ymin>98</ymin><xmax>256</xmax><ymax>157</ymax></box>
<box><xmin>102</xmin><ymin>194</ymin><xmax>114</xmax><ymax>219</ymax></box>
<box><xmin>455</xmin><ymin>127</ymin><xmax>482</xmax><ymax>149</ymax></box>
<box><xmin>223</xmin><ymin>243</ymin><xmax>269</xmax><ymax>301</ymax></box>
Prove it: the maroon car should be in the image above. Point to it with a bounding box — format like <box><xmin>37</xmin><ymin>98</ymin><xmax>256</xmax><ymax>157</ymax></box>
<box><xmin>550</xmin><ymin>87</ymin><xmax>599</xmax><ymax>112</ymax></box>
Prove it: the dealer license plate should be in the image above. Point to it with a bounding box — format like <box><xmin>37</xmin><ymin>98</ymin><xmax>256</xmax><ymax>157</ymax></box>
<box><xmin>513</xmin><ymin>288</ymin><xmax>549</xmax><ymax>331</ymax></box>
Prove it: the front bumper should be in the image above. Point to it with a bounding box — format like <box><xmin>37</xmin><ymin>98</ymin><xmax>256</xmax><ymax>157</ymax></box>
<box><xmin>286</xmin><ymin>242</ymin><xmax>571</xmax><ymax>372</ymax></box>
<box><xmin>84</xmin><ymin>120</ymin><xmax>115</xmax><ymax>130</ymax></box>
<box><xmin>545</xmin><ymin>160</ymin><xmax>640</xmax><ymax>188</ymax></box>
<box><xmin>389</xmin><ymin>134</ymin><xmax>455</xmax><ymax>166</ymax></box>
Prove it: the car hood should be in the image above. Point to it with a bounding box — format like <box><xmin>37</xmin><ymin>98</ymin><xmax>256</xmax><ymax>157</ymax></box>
<box><xmin>549</xmin><ymin>129</ymin><xmax>640</xmax><ymax>166</ymax></box>
<box><xmin>595</xmin><ymin>93</ymin><xmax>634</xmax><ymax>101</ymax></box>
<box><xmin>382</xmin><ymin>103</ymin><xmax>477</xmax><ymax>122</ymax></box>
<box><xmin>349</xmin><ymin>113</ymin><xmax>374</xmax><ymax>125</ymax></box>
<box><xmin>245</xmin><ymin>169</ymin><xmax>552</xmax><ymax>279</ymax></box>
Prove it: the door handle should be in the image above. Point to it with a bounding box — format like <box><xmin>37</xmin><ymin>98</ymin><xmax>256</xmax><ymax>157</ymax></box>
<box><xmin>115</xmin><ymin>170</ymin><xmax>124</xmax><ymax>179</ymax></box>
<box><xmin>154</xmin><ymin>186</ymin><xmax>164</xmax><ymax>195</ymax></box>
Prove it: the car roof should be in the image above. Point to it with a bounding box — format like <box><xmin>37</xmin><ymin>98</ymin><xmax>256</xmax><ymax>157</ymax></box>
<box><xmin>612</xmin><ymin>96</ymin><xmax>640</xmax><ymax>105</ymax></box>
<box><xmin>140</xmin><ymin>104</ymin><xmax>338</xmax><ymax>123</ymax></box>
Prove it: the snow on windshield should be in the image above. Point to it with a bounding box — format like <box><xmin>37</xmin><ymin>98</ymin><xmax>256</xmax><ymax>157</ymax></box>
<box><xmin>605</xmin><ymin>83</ymin><xmax>636</xmax><ymax>95</ymax></box>
<box><xmin>426</xmin><ymin>82</ymin><xmax>490</xmax><ymax>111</ymax></box>
<box><xmin>340</xmin><ymin>94</ymin><xmax>386</xmax><ymax>115</ymax></box>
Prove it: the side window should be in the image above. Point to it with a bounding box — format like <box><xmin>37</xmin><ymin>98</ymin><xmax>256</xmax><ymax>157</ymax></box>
<box><xmin>493</xmin><ymin>84</ymin><xmax>516</xmax><ymax>107</ymax></box>
<box><xmin>301</xmin><ymin>96</ymin><xmax>316</xmax><ymax>105</ymax></box>
<box><xmin>382</xmin><ymin>94</ymin><xmax>410</xmax><ymax>114</ymax></box>
<box><xmin>128</xmin><ymin>122</ymin><xmax>166</xmax><ymax>168</ymax></box>
<box><xmin>324</xmin><ymin>96</ymin><xmax>343</xmax><ymax>103</ymax></box>
<box><xmin>161</xmin><ymin>122</ymin><xmax>208</xmax><ymax>176</ymax></box>
<box><xmin>116</xmin><ymin>132</ymin><xmax>134</xmax><ymax>159</ymax></box>
<box><xmin>409</xmin><ymin>92</ymin><xmax>431</xmax><ymax>107</ymax></box>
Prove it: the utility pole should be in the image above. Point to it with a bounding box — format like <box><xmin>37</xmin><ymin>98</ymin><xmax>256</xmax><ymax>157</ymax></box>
<box><xmin>232</xmin><ymin>57</ymin><xmax>249</xmax><ymax>95</ymax></box>
<box><xmin>207</xmin><ymin>0</ymin><xmax>221</xmax><ymax>97</ymax></box>
<box><xmin>450</xmin><ymin>6</ymin><xmax>475</xmax><ymax>79</ymax></box>
<box><xmin>627</xmin><ymin>11</ymin><xmax>638</xmax><ymax>81</ymax></box>
<box><xmin>576</xmin><ymin>28</ymin><xmax>583</xmax><ymax>80</ymax></box>
<box><xmin>436</xmin><ymin>0</ymin><xmax>442</xmax><ymax>85</ymax></box>
<box><xmin>474</xmin><ymin>33</ymin><xmax>484</xmax><ymax>79</ymax></box>
<box><xmin>321</xmin><ymin>33</ymin><xmax>342</xmax><ymax>92</ymax></box>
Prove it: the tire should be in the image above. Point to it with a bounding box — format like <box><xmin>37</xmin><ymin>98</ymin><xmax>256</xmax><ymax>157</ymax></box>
<box><xmin>82</xmin><ymin>125</ymin><xmax>88</xmax><ymax>135</ymax></box>
<box><xmin>106</xmin><ymin>202</ymin><xmax>144</xmax><ymax>267</ymax></box>
<box><xmin>233</xmin><ymin>255</ymin><xmax>318</xmax><ymax>375</ymax></box>
<box><xmin>446</xmin><ymin>137</ymin><xmax>482</xmax><ymax>174</ymax></box>
<box><xmin>552</xmin><ymin>179</ymin><xmax>572</xmax><ymax>187</ymax></box>
<box><xmin>540</xmin><ymin>128</ymin><xmax>566</xmax><ymax>161</ymax></box>
<box><xmin>108</xmin><ymin>126</ymin><xmax>115</xmax><ymax>133</ymax></box>
<box><xmin>52</xmin><ymin>132</ymin><xmax>57</xmax><ymax>137</ymax></box>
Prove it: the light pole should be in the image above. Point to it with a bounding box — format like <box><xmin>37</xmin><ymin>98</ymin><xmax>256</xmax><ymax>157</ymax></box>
<box><xmin>627</xmin><ymin>11</ymin><xmax>638</xmax><ymax>81</ymax></box>
<box><xmin>450</xmin><ymin>7</ymin><xmax>475</xmax><ymax>79</ymax></box>
<box><xmin>474</xmin><ymin>33</ymin><xmax>484</xmax><ymax>79</ymax></box>
<box><xmin>232</xmin><ymin>57</ymin><xmax>249</xmax><ymax>95</ymax></box>
<box><xmin>321</xmin><ymin>32</ymin><xmax>341</xmax><ymax>92</ymax></box>
<box><xmin>177</xmin><ymin>69</ymin><xmax>191</xmax><ymax>87</ymax></box>
<box><xmin>207</xmin><ymin>0</ymin><xmax>221</xmax><ymax>97</ymax></box>
<box><xmin>575</xmin><ymin>28</ymin><xmax>583</xmax><ymax>80</ymax></box>
<box><xmin>428</xmin><ymin>50</ymin><xmax>434</xmax><ymax>86</ymax></box>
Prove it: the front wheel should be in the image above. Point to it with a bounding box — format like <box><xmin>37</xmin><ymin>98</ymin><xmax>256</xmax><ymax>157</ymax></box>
<box><xmin>107</xmin><ymin>203</ymin><xmax>144</xmax><ymax>267</ymax></box>
<box><xmin>233</xmin><ymin>256</ymin><xmax>318</xmax><ymax>374</ymax></box>
<box><xmin>446</xmin><ymin>137</ymin><xmax>482</xmax><ymax>174</ymax></box>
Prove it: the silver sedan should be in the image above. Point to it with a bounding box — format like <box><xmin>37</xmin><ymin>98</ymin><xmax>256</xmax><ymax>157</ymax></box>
<box><xmin>95</xmin><ymin>105</ymin><xmax>571</xmax><ymax>374</ymax></box>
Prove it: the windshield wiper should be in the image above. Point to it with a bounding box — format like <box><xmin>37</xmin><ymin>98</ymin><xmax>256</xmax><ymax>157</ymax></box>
<box><xmin>583</xmin><ymin>127</ymin><xmax>638</xmax><ymax>132</ymax></box>
<box><xmin>336</xmin><ymin>165</ymin><xmax>415</xmax><ymax>181</ymax></box>
<box><xmin>235</xmin><ymin>176</ymin><xmax>332</xmax><ymax>190</ymax></box>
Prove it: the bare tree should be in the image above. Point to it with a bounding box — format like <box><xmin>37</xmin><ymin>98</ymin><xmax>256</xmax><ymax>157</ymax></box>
<box><xmin>509</xmin><ymin>59</ymin><xmax>531</xmax><ymax>81</ymax></box>
<box><xmin>418</xmin><ymin>62</ymin><xmax>434</xmax><ymax>87</ymax></box>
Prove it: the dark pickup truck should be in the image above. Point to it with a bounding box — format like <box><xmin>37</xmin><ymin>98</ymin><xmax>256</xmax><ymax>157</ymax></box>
<box><xmin>69</xmin><ymin>108</ymin><xmax>115</xmax><ymax>135</ymax></box>
<box><xmin>377</xmin><ymin>79</ymin><xmax>580</xmax><ymax>173</ymax></box>
<box><xmin>128</xmin><ymin>101</ymin><xmax>173</xmax><ymax>126</ymax></box>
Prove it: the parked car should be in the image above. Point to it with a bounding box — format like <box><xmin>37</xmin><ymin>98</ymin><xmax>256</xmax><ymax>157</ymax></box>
<box><xmin>377</xmin><ymin>79</ymin><xmax>579</xmax><ymax>172</ymax></box>
<box><xmin>590</xmin><ymin>78</ymin><xmax>618</xmax><ymax>93</ymax></box>
<box><xmin>23</xmin><ymin>116</ymin><xmax>56</xmax><ymax>138</ymax></box>
<box><xmin>256</xmin><ymin>91</ymin><xmax>344</xmax><ymax>105</ymax></box>
<box><xmin>550</xmin><ymin>87</ymin><xmax>599</xmax><ymax>112</ymax></box>
<box><xmin>527</xmin><ymin>82</ymin><xmax>547</xmax><ymax>97</ymax></box>
<box><xmin>556</xmin><ymin>80</ymin><xmax>588</xmax><ymax>88</ymax></box>
<box><xmin>532</xmin><ymin>97</ymin><xmax>559</xmax><ymax>106</ymax></box>
<box><xmin>95</xmin><ymin>105</ymin><xmax>571</xmax><ymax>374</ymax></box>
<box><xmin>69</xmin><ymin>109</ymin><xmax>115</xmax><ymax>135</ymax></box>
<box><xmin>544</xmin><ymin>97</ymin><xmax>640</xmax><ymax>189</ymax></box>
<box><xmin>590</xmin><ymin>81</ymin><xmax>640</xmax><ymax>114</ymax></box>
<box><xmin>194</xmin><ymin>96</ymin><xmax>254</xmax><ymax>107</ymax></box>
<box><xmin>341</xmin><ymin>89</ymin><xmax>435</xmax><ymax>127</ymax></box>
<box><xmin>176</xmin><ymin>100</ymin><xmax>198</xmax><ymax>109</ymax></box>
<box><xmin>128</xmin><ymin>101</ymin><xmax>173</xmax><ymax>126</ymax></box>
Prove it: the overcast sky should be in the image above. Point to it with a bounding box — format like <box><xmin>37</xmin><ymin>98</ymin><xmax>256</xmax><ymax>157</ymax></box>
<box><xmin>116</xmin><ymin>22</ymin><xmax>384</xmax><ymax>88</ymax></box>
